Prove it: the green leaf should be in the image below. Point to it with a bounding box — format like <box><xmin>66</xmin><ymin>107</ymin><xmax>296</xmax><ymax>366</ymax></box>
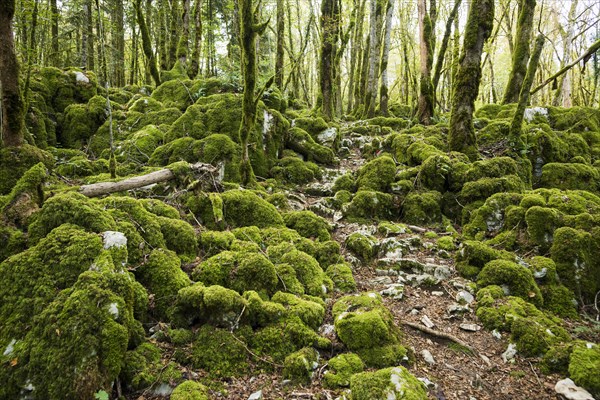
<box><xmin>94</xmin><ymin>390</ymin><xmax>109</xmax><ymax>400</ymax></box>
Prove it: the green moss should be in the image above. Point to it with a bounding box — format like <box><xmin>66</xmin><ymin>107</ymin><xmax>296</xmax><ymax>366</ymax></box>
<box><xmin>344</xmin><ymin>190</ymin><xmax>395</xmax><ymax>220</ymax></box>
<box><xmin>455</xmin><ymin>240</ymin><xmax>515</xmax><ymax>278</ymax></box>
<box><xmin>323</xmin><ymin>353</ymin><xmax>364</xmax><ymax>388</ymax></box>
<box><xmin>314</xmin><ymin>240</ymin><xmax>344</xmax><ymax>268</ymax></box>
<box><xmin>169</xmin><ymin>328</ymin><xmax>195</xmax><ymax>345</ymax></box>
<box><xmin>326</xmin><ymin>263</ymin><xmax>357</xmax><ymax>292</ymax></box>
<box><xmin>294</xmin><ymin>117</ymin><xmax>329</xmax><ymax>137</ymax></box>
<box><xmin>284</xmin><ymin>210</ymin><xmax>332</xmax><ymax>241</ymax></box>
<box><xmin>286</xmin><ymin>127</ymin><xmax>336</xmax><ymax>165</ymax></box>
<box><xmin>271</xmin><ymin>156</ymin><xmax>322</xmax><ymax>185</ymax></box>
<box><xmin>271</xmin><ymin>292</ymin><xmax>325</xmax><ymax>330</ymax></box>
<box><xmin>459</xmin><ymin>176</ymin><xmax>525</xmax><ymax>204</ymax></box>
<box><xmin>188</xmin><ymin>190</ymin><xmax>284</xmax><ymax>230</ymax></box>
<box><xmin>171</xmin><ymin>380</ymin><xmax>209</xmax><ymax>400</ymax></box>
<box><xmin>190</xmin><ymin>325</ymin><xmax>251</xmax><ymax>377</ymax></box>
<box><xmin>350</xmin><ymin>366</ymin><xmax>428</xmax><ymax>400</ymax></box>
<box><xmin>540</xmin><ymin>163</ymin><xmax>599</xmax><ymax>191</ymax></box>
<box><xmin>345</xmin><ymin>232</ymin><xmax>378</xmax><ymax>262</ymax></box>
<box><xmin>121</xmin><ymin>342</ymin><xmax>175</xmax><ymax>391</ymax></box>
<box><xmin>332</xmin><ymin>173</ymin><xmax>356</xmax><ymax>192</ymax></box>
<box><xmin>242</xmin><ymin>290</ymin><xmax>285</xmax><ymax>327</ymax></box>
<box><xmin>151</xmin><ymin>78</ymin><xmax>203</xmax><ymax>111</ymax></box>
<box><xmin>60</xmin><ymin>95</ymin><xmax>109</xmax><ymax>148</ymax></box>
<box><xmin>540</xmin><ymin>284</ymin><xmax>578</xmax><ymax>319</ymax></box>
<box><xmin>541</xmin><ymin>343</ymin><xmax>573</xmax><ymax>374</ymax></box>
<box><xmin>551</xmin><ymin>226</ymin><xmax>600</xmax><ymax>304</ymax></box>
<box><xmin>436</xmin><ymin>236</ymin><xmax>455</xmax><ymax>251</ymax></box>
<box><xmin>569</xmin><ymin>342</ymin><xmax>600</xmax><ymax>397</ymax></box>
<box><xmin>192</xmin><ymin>251</ymin><xmax>278</xmax><ymax>297</ymax></box>
<box><xmin>402</xmin><ymin>191</ymin><xmax>443</xmax><ymax>225</ymax></box>
<box><xmin>273</xmin><ymin>263</ymin><xmax>305</xmax><ymax>295</ymax></box>
<box><xmin>478</xmin><ymin>260</ymin><xmax>543</xmax><ymax>307</ymax></box>
<box><xmin>198</xmin><ymin>230</ymin><xmax>235</xmax><ymax>256</ymax></box>
<box><xmin>156</xmin><ymin>217</ymin><xmax>198</xmax><ymax>262</ymax></box>
<box><xmin>279</xmin><ymin>249</ymin><xmax>332</xmax><ymax>297</ymax></box>
<box><xmin>116</xmin><ymin>125</ymin><xmax>164</xmax><ymax>163</ymax></box>
<box><xmin>283</xmin><ymin>347</ymin><xmax>319</xmax><ymax>384</ymax></box>
<box><xmin>356</xmin><ymin>156</ymin><xmax>396</xmax><ymax>192</ymax></box>
<box><xmin>0</xmin><ymin>144</ymin><xmax>54</xmax><ymax>195</ymax></box>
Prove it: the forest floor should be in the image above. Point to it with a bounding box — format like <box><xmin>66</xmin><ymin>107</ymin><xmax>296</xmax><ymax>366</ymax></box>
<box><xmin>135</xmin><ymin>141</ymin><xmax>589</xmax><ymax>400</ymax></box>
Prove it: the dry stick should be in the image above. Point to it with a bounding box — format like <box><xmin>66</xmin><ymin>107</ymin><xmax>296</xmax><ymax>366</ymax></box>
<box><xmin>401</xmin><ymin>320</ymin><xmax>478</xmax><ymax>355</ymax></box>
<box><xmin>230</xmin><ymin>333</ymin><xmax>284</xmax><ymax>368</ymax></box>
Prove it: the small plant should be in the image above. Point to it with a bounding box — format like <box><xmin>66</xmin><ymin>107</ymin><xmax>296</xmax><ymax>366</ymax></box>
<box><xmin>94</xmin><ymin>390</ymin><xmax>109</xmax><ymax>400</ymax></box>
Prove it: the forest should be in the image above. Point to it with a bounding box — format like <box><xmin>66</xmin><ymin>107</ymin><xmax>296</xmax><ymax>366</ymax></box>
<box><xmin>0</xmin><ymin>0</ymin><xmax>599</xmax><ymax>398</ymax></box>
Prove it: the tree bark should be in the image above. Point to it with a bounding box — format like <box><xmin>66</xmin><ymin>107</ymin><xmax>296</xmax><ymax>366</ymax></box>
<box><xmin>177</xmin><ymin>0</ymin><xmax>191</xmax><ymax>66</ymax></box>
<box><xmin>112</xmin><ymin>0</ymin><xmax>125</xmax><ymax>86</ymax></box>
<box><xmin>275</xmin><ymin>0</ymin><xmax>285</xmax><ymax>88</ymax></box>
<box><xmin>502</xmin><ymin>0</ymin><xmax>536</xmax><ymax>104</ymax></box>
<box><xmin>189</xmin><ymin>0</ymin><xmax>203</xmax><ymax>78</ymax></box>
<box><xmin>0</xmin><ymin>0</ymin><xmax>24</xmax><ymax>147</ymax></box>
<box><xmin>379</xmin><ymin>0</ymin><xmax>394</xmax><ymax>116</ymax></box>
<box><xmin>510</xmin><ymin>34</ymin><xmax>544</xmax><ymax>141</ymax></box>
<box><xmin>432</xmin><ymin>0</ymin><xmax>461</xmax><ymax>92</ymax></box>
<box><xmin>168</xmin><ymin>0</ymin><xmax>180</xmax><ymax>69</ymax></box>
<box><xmin>553</xmin><ymin>0</ymin><xmax>578</xmax><ymax>107</ymax></box>
<box><xmin>417</xmin><ymin>0</ymin><xmax>434</xmax><ymax>124</ymax></box>
<box><xmin>135</xmin><ymin>0</ymin><xmax>161</xmax><ymax>86</ymax></box>
<box><xmin>448</xmin><ymin>0</ymin><xmax>494</xmax><ymax>160</ymax></box>
<box><xmin>364</xmin><ymin>0</ymin><xmax>383</xmax><ymax>118</ymax></box>
<box><xmin>79</xmin><ymin>163</ymin><xmax>219</xmax><ymax>197</ymax></box>
<box><xmin>319</xmin><ymin>0</ymin><xmax>339</xmax><ymax>121</ymax></box>
<box><xmin>50</xmin><ymin>0</ymin><xmax>60</xmax><ymax>67</ymax></box>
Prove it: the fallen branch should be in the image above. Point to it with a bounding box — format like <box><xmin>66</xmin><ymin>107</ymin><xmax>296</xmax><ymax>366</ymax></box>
<box><xmin>401</xmin><ymin>320</ymin><xmax>478</xmax><ymax>355</ymax></box>
<box><xmin>79</xmin><ymin>162</ymin><xmax>220</xmax><ymax>198</ymax></box>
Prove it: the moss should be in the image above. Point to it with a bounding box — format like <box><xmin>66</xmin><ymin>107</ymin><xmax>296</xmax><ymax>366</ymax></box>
<box><xmin>283</xmin><ymin>210</ymin><xmax>331</xmax><ymax>241</ymax></box>
<box><xmin>286</xmin><ymin>127</ymin><xmax>336</xmax><ymax>165</ymax></box>
<box><xmin>279</xmin><ymin>248</ymin><xmax>332</xmax><ymax>297</ymax></box>
<box><xmin>314</xmin><ymin>240</ymin><xmax>344</xmax><ymax>268</ymax></box>
<box><xmin>478</xmin><ymin>260</ymin><xmax>543</xmax><ymax>307</ymax></box>
<box><xmin>459</xmin><ymin>175</ymin><xmax>525</xmax><ymax>204</ymax></box>
<box><xmin>540</xmin><ymin>284</ymin><xmax>578</xmax><ymax>319</ymax></box>
<box><xmin>345</xmin><ymin>232</ymin><xmax>378</xmax><ymax>262</ymax></box>
<box><xmin>242</xmin><ymin>290</ymin><xmax>286</xmax><ymax>327</ymax></box>
<box><xmin>551</xmin><ymin>226</ymin><xmax>600</xmax><ymax>304</ymax></box>
<box><xmin>294</xmin><ymin>117</ymin><xmax>329</xmax><ymax>137</ymax></box>
<box><xmin>190</xmin><ymin>325</ymin><xmax>251</xmax><ymax>377</ymax></box>
<box><xmin>232</xmin><ymin>225</ymin><xmax>263</xmax><ymax>243</ymax></box>
<box><xmin>273</xmin><ymin>263</ymin><xmax>305</xmax><ymax>295</ymax></box>
<box><xmin>344</xmin><ymin>190</ymin><xmax>395</xmax><ymax>220</ymax></box>
<box><xmin>151</xmin><ymin>78</ymin><xmax>203</xmax><ymax>111</ymax></box>
<box><xmin>0</xmin><ymin>144</ymin><xmax>54</xmax><ymax>195</ymax></box>
<box><xmin>192</xmin><ymin>251</ymin><xmax>278</xmax><ymax>297</ymax></box>
<box><xmin>377</xmin><ymin>222</ymin><xmax>409</xmax><ymax>236</ymax></box>
<box><xmin>116</xmin><ymin>125</ymin><xmax>164</xmax><ymax>164</ymax></box>
<box><xmin>541</xmin><ymin>343</ymin><xmax>573</xmax><ymax>374</ymax></box>
<box><xmin>540</xmin><ymin>163</ymin><xmax>599</xmax><ymax>191</ymax></box>
<box><xmin>356</xmin><ymin>156</ymin><xmax>396</xmax><ymax>192</ymax></box>
<box><xmin>60</xmin><ymin>95</ymin><xmax>109</xmax><ymax>148</ymax></box>
<box><xmin>271</xmin><ymin>292</ymin><xmax>325</xmax><ymax>330</ymax></box>
<box><xmin>332</xmin><ymin>173</ymin><xmax>356</xmax><ymax>192</ymax></box>
<box><xmin>198</xmin><ymin>230</ymin><xmax>235</xmax><ymax>256</ymax></box>
<box><xmin>156</xmin><ymin>217</ymin><xmax>198</xmax><ymax>262</ymax></box>
<box><xmin>171</xmin><ymin>380</ymin><xmax>209</xmax><ymax>400</ymax></box>
<box><xmin>0</xmin><ymin>224</ymin><xmax>26</xmax><ymax>262</ymax></box>
<box><xmin>326</xmin><ymin>263</ymin><xmax>357</xmax><ymax>292</ymax></box>
<box><xmin>282</xmin><ymin>347</ymin><xmax>319</xmax><ymax>384</ymax></box>
<box><xmin>139</xmin><ymin>198</ymin><xmax>180</xmax><ymax>219</ymax></box>
<box><xmin>524</xmin><ymin>206</ymin><xmax>563</xmax><ymax>250</ymax></box>
<box><xmin>169</xmin><ymin>328</ymin><xmax>195</xmax><ymax>345</ymax></box>
<box><xmin>455</xmin><ymin>240</ymin><xmax>515</xmax><ymax>278</ymax></box>
<box><xmin>121</xmin><ymin>342</ymin><xmax>178</xmax><ymax>391</ymax></box>
<box><xmin>322</xmin><ymin>353</ymin><xmax>364</xmax><ymax>388</ymax></box>
<box><xmin>436</xmin><ymin>236</ymin><xmax>455</xmax><ymax>251</ymax></box>
<box><xmin>270</xmin><ymin>156</ymin><xmax>322</xmax><ymax>185</ymax></box>
<box><xmin>402</xmin><ymin>191</ymin><xmax>443</xmax><ymax>225</ymax></box>
<box><xmin>188</xmin><ymin>190</ymin><xmax>284</xmax><ymax>230</ymax></box>
<box><xmin>569</xmin><ymin>342</ymin><xmax>600</xmax><ymax>397</ymax></box>
<box><xmin>350</xmin><ymin>366</ymin><xmax>428</xmax><ymax>400</ymax></box>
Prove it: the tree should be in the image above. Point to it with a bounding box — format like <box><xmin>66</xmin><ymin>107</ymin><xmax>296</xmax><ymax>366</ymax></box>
<box><xmin>502</xmin><ymin>0</ymin><xmax>536</xmax><ymax>104</ymax></box>
<box><xmin>275</xmin><ymin>0</ymin><xmax>285</xmax><ymax>89</ymax></box>
<box><xmin>319</xmin><ymin>0</ymin><xmax>340</xmax><ymax>121</ymax></box>
<box><xmin>135</xmin><ymin>0</ymin><xmax>161</xmax><ymax>86</ymax></box>
<box><xmin>0</xmin><ymin>0</ymin><xmax>24</xmax><ymax>147</ymax></box>
<box><xmin>238</xmin><ymin>0</ymin><xmax>268</xmax><ymax>184</ymax></box>
<box><xmin>379</xmin><ymin>0</ymin><xmax>394</xmax><ymax>116</ymax></box>
<box><xmin>448</xmin><ymin>0</ymin><xmax>494</xmax><ymax>160</ymax></box>
<box><xmin>417</xmin><ymin>0</ymin><xmax>434</xmax><ymax>124</ymax></box>
<box><xmin>364</xmin><ymin>0</ymin><xmax>384</xmax><ymax>118</ymax></box>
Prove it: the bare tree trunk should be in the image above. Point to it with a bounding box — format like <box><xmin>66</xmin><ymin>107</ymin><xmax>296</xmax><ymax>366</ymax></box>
<box><xmin>502</xmin><ymin>0</ymin><xmax>536</xmax><ymax>104</ymax></box>
<box><xmin>112</xmin><ymin>0</ymin><xmax>125</xmax><ymax>86</ymax></box>
<box><xmin>417</xmin><ymin>0</ymin><xmax>434</xmax><ymax>124</ymax></box>
<box><xmin>448</xmin><ymin>0</ymin><xmax>494</xmax><ymax>160</ymax></box>
<box><xmin>168</xmin><ymin>0</ymin><xmax>180</xmax><ymax>69</ymax></box>
<box><xmin>319</xmin><ymin>0</ymin><xmax>340</xmax><ymax>120</ymax></box>
<box><xmin>347</xmin><ymin>0</ymin><xmax>365</xmax><ymax>114</ymax></box>
<box><xmin>379</xmin><ymin>0</ymin><xmax>394</xmax><ymax>116</ymax></box>
<box><xmin>553</xmin><ymin>0</ymin><xmax>578</xmax><ymax>107</ymax></box>
<box><xmin>0</xmin><ymin>0</ymin><xmax>24</xmax><ymax>147</ymax></box>
<box><xmin>50</xmin><ymin>0</ymin><xmax>59</xmax><ymax>67</ymax></box>
<box><xmin>364</xmin><ymin>0</ymin><xmax>383</xmax><ymax>118</ymax></box>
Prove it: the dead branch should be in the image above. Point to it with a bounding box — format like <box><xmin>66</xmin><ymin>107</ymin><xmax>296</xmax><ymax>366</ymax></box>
<box><xmin>401</xmin><ymin>320</ymin><xmax>478</xmax><ymax>355</ymax></box>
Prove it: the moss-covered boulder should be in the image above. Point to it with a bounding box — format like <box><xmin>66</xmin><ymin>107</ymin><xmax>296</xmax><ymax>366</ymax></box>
<box><xmin>350</xmin><ymin>366</ymin><xmax>428</xmax><ymax>400</ymax></box>
<box><xmin>323</xmin><ymin>353</ymin><xmax>364</xmax><ymax>388</ymax></box>
<box><xmin>326</xmin><ymin>263</ymin><xmax>357</xmax><ymax>292</ymax></box>
<box><xmin>345</xmin><ymin>232</ymin><xmax>378</xmax><ymax>262</ymax></box>
<box><xmin>270</xmin><ymin>156</ymin><xmax>322</xmax><ymax>185</ymax></box>
<box><xmin>344</xmin><ymin>190</ymin><xmax>396</xmax><ymax>220</ymax></box>
<box><xmin>171</xmin><ymin>380</ymin><xmax>209</xmax><ymax>400</ymax></box>
<box><xmin>190</xmin><ymin>325</ymin><xmax>252</xmax><ymax>377</ymax></box>
<box><xmin>188</xmin><ymin>189</ymin><xmax>284</xmax><ymax>230</ymax></box>
<box><xmin>478</xmin><ymin>260</ymin><xmax>543</xmax><ymax>307</ymax></box>
<box><xmin>273</xmin><ymin>247</ymin><xmax>332</xmax><ymax>297</ymax></box>
<box><xmin>121</xmin><ymin>342</ymin><xmax>182</xmax><ymax>391</ymax></box>
<box><xmin>568</xmin><ymin>341</ymin><xmax>600</xmax><ymax>397</ymax></box>
<box><xmin>540</xmin><ymin>163</ymin><xmax>599</xmax><ymax>191</ymax></box>
<box><xmin>286</xmin><ymin>127</ymin><xmax>336</xmax><ymax>165</ymax></box>
<box><xmin>332</xmin><ymin>293</ymin><xmax>408</xmax><ymax>368</ymax></box>
<box><xmin>356</xmin><ymin>156</ymin><xmax>396</xmax><ymax>192</ymax></box>
<box><xmin>283</xmin><ymin>210</ymin><xmax>332</xmax><ymax>241</ymax></box>
<box><xmin>282</xmin><ymin>347</ymin><xmax>320</xmax><ymax>384</ymax></box>
<box><xmin>0</xmin><ymin>144</ymin><xmax>54</xmax><ymax>195</ymax></box>
<box><xmin>402</xmin><ymin>191</ymin><xmax>443</xmax><ymax>225</ymax></box>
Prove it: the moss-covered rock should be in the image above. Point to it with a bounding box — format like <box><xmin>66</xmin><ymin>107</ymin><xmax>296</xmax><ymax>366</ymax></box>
<box><xmin>345</xmin><ymin>232</ymin><xmax>378</xmax><ymax>262</ymax></box>
<box><xmin>326</xmin><ymin>263</ymin><xmax>357</xmax><ymax>292</ymax></box>
<box><xmin>271</xmin><ymin>156</ymin><xmax>322</xmax><ymax>184</ymax></box>
<box><xmin>276</xmin><ymin>248</ymin><xmax>332</xmax><ymax>297</ymax></box>
<box><xmin>135</xmin><ymin>249</ymin><xmax>191</xmax><ymax>319</ymax></box>
<box><xmin>188</xmin><ymin>190</ymin><xmax>284</xmax><ymax>230</ymax></box>
<box><xmin>540</xmin><ymin>163</ymin><xmax>599</xmax><ymax>191</ymax></box>
<box><xmin>455</xmin><ymin>240</ymin><xmax>515</xmax><ymax>279</ymax></box>
<box><xmin>350</xmin><ymin>366</ymin><xmax>428</xmax><ymax>400</ymax></box>
<box><xmin>190</xmin><ymin>325</ymin><xmax>252</xmax><ymax>377</ymax></box>
<box><xmin>60</xmin><ymin>95</ymin><xmax>109</xmax><ymax>148</ymax></box>
<box><xmin>322</xmin><ymin>353</ymin><xmax>364</xmax><ymax>388</ymax></box>
<box><xmin>271</xmin><ymin>292</ymin><xmax>325</xmax><ymax>330</ymax></box>
<box><xmin>198</xmin><ymin>230</ymin><xmax>235</xmax><ymax>256</ymax></box>
<box><xmin>478</xmin><ymin>260</ymin><xmax>543</xmax><ymax>307</ymax></box>
<box><xmin>192</xmin><ymin>251</ymin><xmax>278</xmax><ymax>297</ymax></box>
<box><xmin>283</xmin><ymin>210</ymin><xmax>331</xmax><ymax>241</ymax></box>
<box><xmin>344</xmin><ymin>190</ymin><xmax>395</xmax><ymax>220</ymax></box>
<box><xmin>282</xmin><ymin>347</ymin><xmax>319</xmax><ymax>384</ymax></box>
<box><xmin>0</xmin><ymin>144</ymin><xmax>54</xmax><ymax>195</ymax></box>
<box><xmin>356</xmin><ymin>156</ymin><xmax>396</xmax><ymax>192</ymax></box>
<box><xmin>286</xmin><ymin>127</ymin><xmax>336</xmax><ymax>165</ymax></box>
<box><xmin>171</xmin><ymin>380</ymin><xmax>209</xmax><ymax>400</ymax></box>
<box><xmin>568</xmin><ymin>341</ymin><xmax>600</xmax><ymax>397</ymax></box>
<box><xmin>402</xmin><ymin>191</ymin><xmax>443</xmax><ymax>225</ymax></box>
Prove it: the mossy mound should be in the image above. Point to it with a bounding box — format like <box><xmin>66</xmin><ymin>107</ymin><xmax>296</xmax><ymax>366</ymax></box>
<box><xmin>356</xmin><ymin>156</ymin><xmax>396</xmax><ymax>192</ymax></box>
<box><xmin>274</xmin><ymin>247</ymin><xmax>333</xmax><ymax>297</ymax></box>
<box><xmin>344</xmin><ymin>190</ymin><xmax>396</xmax><ymax>220</ymax></box>
<box><xmin>188</xmin><ymin>189</ymin><xmax>284</xmax><ymax>230</ymax></box>
<box><xmin>282</xmin><ymin>347</ymin><xmax>320</xmax><ymax>384</ymax></box>
<box><xmin>121</xmin><ymin>342</ymin><xmax>182</xmax><ymax>391</ymax></box>
<box><xmin>345</xmin><ymin>232</ymin><xmax>378</xmax><ymax>262</ymax></box>
<box><xmin>402</xmin><ymin>190</ymin><xmax>443</xmax><ymax>225</ymax></box>
<box><xmin>271</xmin><ymin>156</ymin><xmax>322</xmax><ymax>185</ymax></box>
<box><xmin>323</xmin><ymin>353</ymin><xmax>364</xmax><ymax>388</ymax></box>
<box><xmin>283</xmin><ymin>210</ymin><xmax>332</xmax><ymax>241</ymax></box>
<box><xmin>350</xmin><ymin>366</ymin><xmax>428</xmax><ymax>400</ymax></box>
<box><xmin>568</xmin><ymin>341</ymin><xmax>600</xmax><ymax>397</ymax></box>
<box><xmin>286</xmin><ymin>127</ymin><xmax>336</xmax><ymax>165</ymax></box>
<box><xmin>0</xmin><ymin>144</ymin><xmax>54</xmax><ymax>195</ymax></box>
<box><xmin>478</xmin><ymin>260</ymin><xmax>543</xmax><ymax>307</ymax></box>
<box><xmin>171</xmin><ymin>380</ymin><xmax>210</xmax><ymax>400</ymax></box>
<box><xmin>332</xmin><ymin>293</ymin><xmax>408</xmax><ymax>368</ymax></box>
<box><xmin>190</xmin><ymin>325</ymin><xmax>252</xmax><ymax>377</ymax></box>
<box><xmin>326</xmin><ymin>263</ymin><xmax>357</xmax><ymax>292</ymax></box>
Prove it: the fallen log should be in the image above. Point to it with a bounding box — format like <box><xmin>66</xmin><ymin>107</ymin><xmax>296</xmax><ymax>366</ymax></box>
<box><xmin>79</xmin><ymin>162</ymin><xmax>220</xmax><ymax>198</ymax></box>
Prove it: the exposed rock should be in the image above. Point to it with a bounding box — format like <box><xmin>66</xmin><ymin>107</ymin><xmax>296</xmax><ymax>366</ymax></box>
<box><xmin>554</xmin><ymin>378</ymin><xmax>595</xmax><ymax>400</ymax></box>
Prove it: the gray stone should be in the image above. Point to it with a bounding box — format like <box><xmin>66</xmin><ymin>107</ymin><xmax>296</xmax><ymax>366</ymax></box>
<box><xmin>421</xmin><ymin>349</ymin><xmax>435</xmax><ymax>365</ymax></box>
<box><xmin>459</xmin><ymin>323</ymin><xmax>481</xmax><ymax>332</ymax></box>
<box><xmin>456</xmin><ymin>290</ymin><xmax>475</xmax><ymax>305</ymax></box>
<box><xmin>502</xmin><ymin>343</ymin><xmax>517</xmax><ymax>363</ymax></box>
<box><xmin>380</xmin><ymin>284</ymin><xmax>404</xmax><ymax>299</ymax></box>
<box><xmin>248</xmin><ymin>390</ymin><xmax>263</xmax><ymax>400</ymax></box>
<box><xmin>554</xmin><ymin>378</ymin><xmax>595</xmax><ymax>400</ymax></box>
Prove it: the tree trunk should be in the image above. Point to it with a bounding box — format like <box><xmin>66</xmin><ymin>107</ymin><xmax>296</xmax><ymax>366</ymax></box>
<box><xmin>347</xmin><ymin>0</ymin><xmax>365</xmax><ymax>114</ymax></box>
<box><xmin>158</xmin><ymin>0</ymin><xmax>169</xmax><ymax>70</ymax></box>
<box><xmin>0</xmin><ymin>0</ymin><xmax>24</xmax><ymax>147</ymax></box>
<box><xmin>379</xmin><ymin>0</ymin><xmax>394</xmax><ymax>116</ymax></box>
<box><xmin>177</xmin><ymin>0</ymin><xmax>191</xmax><ymax>66</ymax></box>
<box><xmin>86</xmin><ymin>0</ymin><xmax>95</xmax><ymax>70</ymax></box>
<box><xmin>238</xmin><ymin>0</ymin><xmax>267</xmax><ymax>184</ymax></box>
<box><xmin>112</xmin><ymin>0</ymin><xmax>125</xmax><ymax>86</ymax></box>
<box><xmin>432</xmin><ymin>0</ymin><xmax>461</xmax><ymax>92</ymax></box>
<box><xmin>189</xmin><ymin>0</ymin><xmax>203</xmax><ymax>78</ymax></box>
<box><xmin>502</xmin><ymin>0</ymin><xmax>536</xmax><ymax>104</ymax></box>
<box><xmin>275</xmin><ymin>0</ymin><xmax>285</xmax><ymax>88</ymax></box>
<box><xmin>553</xmin><ymin>0</ymin><xmax>578</xmax><ymax>107</ymax></box>
<box><xmin>448</xmin><ymin>0</ymin><xmax>494</xmax><ymax>160</ymax></box>
<box><xmin>319</xmin><ymin>0</ymin><xmax>338</xmax><ymax>121</ymax></box>
<box><xmin>417</xmin><ymin>0</ymin><xmax>434</xmax><ymax>124</ymax></box>
<box><xmin>364</xmin><ymin>0</ymin><xmax>383</xmax><ymax>118</ymax></box>
<box><xmin>510</xmin><ymin>34</ymin><xmax>545</xmax><ymax>142</ymax></box>
<box><xmin>50</xmin><ymin>0</ymin><xmax>59</xmax><ymax>67</ymax></box>
<box><xmin>168</xmin><ymin>0</ymin><xmax>180</xmax><ymax>69</ymax></box>
<box><xmin>135</xmin><ymin>0</ymin><xmax>161</xmax><ymax>86</ymax></box>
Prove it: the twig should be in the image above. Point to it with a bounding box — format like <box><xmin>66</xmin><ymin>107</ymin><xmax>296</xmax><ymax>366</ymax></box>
<box><xmin>230</xmin><ymin>333</ymin><xmax>284</xmax><ymax>368</ymax></box>
<box><xmin>401</xmin><ymin>320</ymin><xmax>478</xmax><ymax>355</ymax></box>
<box><xmin>528</xmin><ymin>361</ymin><xmax>542</xmax><ymax>387</ymax></box>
